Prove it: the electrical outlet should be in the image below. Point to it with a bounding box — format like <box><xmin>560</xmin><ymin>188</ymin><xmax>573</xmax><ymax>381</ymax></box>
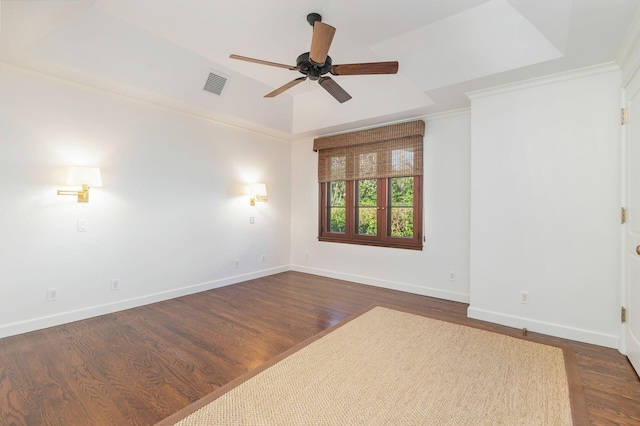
<box><xmin>77</xmin><ymin>219</ymin><xmax>88</xmax><ymax>232</ymax></box>
<box><xmin>47</xmin><ymin>288</ymin><xmax>58</xmax><ymax>301</ymax></box>
<box><xmin>520</xmin><ymin>291</ymin><xmax>530</xmax><ymax>304</ymax></box>
<box><xmin>449</xmin><ymin>271</ymin><xmax>456</xmax><ymax>281</ymax></box>
<box><xmin>111</xmin><ymin>279</ymin><xmax>120</xmax><ymax>291</ymax></box>
<box><xmin>261</xmin><ymin>254</ymin><xmax>266</xmax><ymax>263</ymax></box>
<box><xmin>234</xmin><ymin>259</ymin><xmax>239</xmax><ymax>268</ymax></box>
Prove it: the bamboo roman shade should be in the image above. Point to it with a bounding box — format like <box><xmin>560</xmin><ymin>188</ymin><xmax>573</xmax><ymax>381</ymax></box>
<box><xmin>313</xmin><ymin>120</ymin><xmax>425</xmax><ymax>182</ymax></box>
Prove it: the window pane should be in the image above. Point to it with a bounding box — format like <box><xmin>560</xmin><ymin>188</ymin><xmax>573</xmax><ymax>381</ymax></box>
<box><xmin>355</xmin><ymin>179</ymin><xmax>377</xmax><ymax>236</ymax></box>
<box><xmin>328</xmin><ymin>181</ymin><xmax>346</xmax><ymax>233</ymax></box>
<box><xmin>389</xmin><ymin>177</ymin><xmax>414</xmax><ymax>238</ymax></box>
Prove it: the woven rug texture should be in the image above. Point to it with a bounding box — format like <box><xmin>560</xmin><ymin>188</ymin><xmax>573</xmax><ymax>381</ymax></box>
<box><xmin>162</xmin><ymin>306</ymin><xmax>582</xmax><ymax>425</ymax></box>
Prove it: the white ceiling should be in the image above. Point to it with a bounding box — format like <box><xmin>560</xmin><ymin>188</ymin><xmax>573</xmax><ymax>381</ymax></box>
<box><xmin>0</xmin><ymin>0</ymin><xmax>638</xmax><ymax>139</ymax></box>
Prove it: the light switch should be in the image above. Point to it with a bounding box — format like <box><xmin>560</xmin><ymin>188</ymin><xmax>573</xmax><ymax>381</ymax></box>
<box><xmin>77</xmin><ymin>219</ymin><xmax>88</xmax><ymax>232</ymax></box>
<box><xmin>249</xmin><ymin>217</ymin><xmax>256</xmax><ymax>224</ymax></box>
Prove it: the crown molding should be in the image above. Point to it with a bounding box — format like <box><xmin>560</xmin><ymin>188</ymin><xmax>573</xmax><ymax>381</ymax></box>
<box><xmin>466</xmin><ymin>62</ymin><xmax>620</xmax><ymax>100</ymax></box>
<box><xmin>423</xmin><ymin>107</ymin><xmax>470</xmax><ymax>121</ymax></box>
<box><xmin>616</xmin><ymin>7</ymin><xmax>640</xmax><ymax>71</ymax></box>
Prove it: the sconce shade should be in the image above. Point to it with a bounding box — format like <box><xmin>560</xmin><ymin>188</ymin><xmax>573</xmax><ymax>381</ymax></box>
<box><xmin>250</xmin><ymin>182</ymin><xmax>268</xmax><ymax>205</ymax></box>
<box><xmin>251</xmin><ymin>183</ymin><xmax>267</xmax><ymax>198</ymax></box>
<box><xmin>66</xmin><ymin>167</ymin><xmax>102</xmax><ymax>187</ymax></box>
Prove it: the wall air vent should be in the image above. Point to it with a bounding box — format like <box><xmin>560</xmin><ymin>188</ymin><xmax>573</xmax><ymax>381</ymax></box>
<box><xmin>203</xmin><ymin>70</ymin><xmax>229</xmax><ymax>96</ymax></box>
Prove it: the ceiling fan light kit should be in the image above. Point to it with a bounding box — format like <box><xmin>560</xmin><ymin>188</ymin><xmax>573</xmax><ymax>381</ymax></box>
<box><xmin>230</xmin><ymin>13</ymin><xmax>399</xmax><ymax>103</ymax></box>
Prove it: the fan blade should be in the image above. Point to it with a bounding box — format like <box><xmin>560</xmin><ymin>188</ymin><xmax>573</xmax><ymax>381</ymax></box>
<box><xmin>309</xmin><ymin>21</ymin><xmax>336</xmax><ymax>66</ymax></box>
<box><xmin>230</xmin><ymin>54</ymin><xmax>297</xmax><ymax>70</ymax></box>
<box><xmin>265</xmin><ymin>77</ymin><xmax>307</xmax><ymax>98</ymax></box>
<box><xmin>330</xmin><ymin>61</ymin><xmax>399</xmax><ymax>76</ymax></box>
<box><xmin>318</xmin><ymin>77</ymin><xmax>352</xmax><ymax>103</ymax></box>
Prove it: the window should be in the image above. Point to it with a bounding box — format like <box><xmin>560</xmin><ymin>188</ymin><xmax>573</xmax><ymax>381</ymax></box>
<box><xmin>319</xmin><ymin>177</ymin><xmax>423</xmax><ymax>249</ymax></box>
<box><xmin>314</xmin><ymin>120</ymin><xmax>424</xmax><ymax>250</ymax></box>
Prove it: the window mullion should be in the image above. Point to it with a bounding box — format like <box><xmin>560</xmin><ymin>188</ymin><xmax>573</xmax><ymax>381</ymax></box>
<box><xmin>319</xmin><ymin>183</ymin><xmax>325</xmax><ymax>235</ymax></box>
<box><xmin>346</xmin><ymin>180</ymin><xmax>355</xmax><ymax>239</ymax></box>
<box><xmin>414</xmin><ymin>176</ymin><xmax>423</xmax><ymax>244</ymax></box>
<box><xmin>376</xmin><ymin>178</ymin><xmax>386</xmax><ymax>240</ymax></box>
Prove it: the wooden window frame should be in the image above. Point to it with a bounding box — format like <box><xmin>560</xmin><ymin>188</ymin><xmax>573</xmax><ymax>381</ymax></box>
<box><xmin>319</xmin><ymin>176</ymin><xmax>423</xmax><ymax>250</ymax></box>
<box><xmin>314</xmin><ymin>120</ymin><xmax>425</xmax><ymax>251</ymax></box>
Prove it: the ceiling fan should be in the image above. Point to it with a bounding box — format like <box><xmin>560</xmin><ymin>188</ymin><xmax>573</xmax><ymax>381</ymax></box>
<box><xmin>230</xmin><ymin>13</ymin><xmax>399</xmax><ymax>103</ymax></box>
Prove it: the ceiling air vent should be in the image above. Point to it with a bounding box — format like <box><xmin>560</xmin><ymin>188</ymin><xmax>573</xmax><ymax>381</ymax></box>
<box><xmin>203</xmin><ymin>70</ymin><xmax>229</xmax><ymax>96</ymax></box>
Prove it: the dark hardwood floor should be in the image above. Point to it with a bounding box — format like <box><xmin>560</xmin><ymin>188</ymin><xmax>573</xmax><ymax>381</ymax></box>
<box><xmin>0</xmin><ymin>271</ymin><xmax>638</xmax><ymax>425</ymax></box>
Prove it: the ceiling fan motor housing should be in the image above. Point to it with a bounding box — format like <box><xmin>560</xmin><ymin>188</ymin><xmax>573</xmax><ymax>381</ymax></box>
<box><xmin>297</xmin><ymin>52</ymin><xmax>332</xmax><ymax>80</ymax></box>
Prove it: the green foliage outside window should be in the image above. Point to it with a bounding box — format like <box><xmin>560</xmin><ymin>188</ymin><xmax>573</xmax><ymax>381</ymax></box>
<box><xmin>329</xmin><ymin>181</ymin><xmax>346</xmax><ymax>233</ymax></box>
<box><xmin>330</xmin><ymin>208</ymin><xmax>346</xmax><ymax>233</ymax></box>
<box><xmin>357</xmin><ymin>180</ymin><xmax>377</xmax><ymax>235</ymax></box>
<box><xmin>390</xmin><ymin>177</ymin><xmax>414</xmax><ymax>237</ymax></box>
<box><xmin>390</xmin><ymin>208</ymin><xmax>413</xmax><ymax>237</ymax></box>
<box><xmin>328</xmin><ymin>177</ymin><xmax>414</xmax><ymax>238</ymax></box>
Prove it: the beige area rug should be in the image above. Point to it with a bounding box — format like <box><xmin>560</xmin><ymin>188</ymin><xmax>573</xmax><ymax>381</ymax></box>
<box><xmin>157</xmin><ymin>306</ymin><xmax>588</xmax><ymax>425</ymax></box>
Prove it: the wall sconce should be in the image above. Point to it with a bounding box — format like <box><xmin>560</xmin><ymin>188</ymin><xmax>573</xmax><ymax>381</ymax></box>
<box><xmin>57</xmin><ymin>166</ymin><xmax>102</xmax><ymax>202</ymax></box>
<box><xmin>250</xmin><ymin>182</ymin><xmax>268</xmax><ymax>206</ymax></box>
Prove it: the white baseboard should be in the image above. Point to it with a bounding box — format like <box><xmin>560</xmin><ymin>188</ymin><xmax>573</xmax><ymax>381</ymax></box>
<box><xmin>467</xmin><ymin>306</ymin><xmax>619</xmax><ymax>349</ymax></box>
<box><xmin>0</xmin><ymin>266</ymin><xmax>289</xmax><ymax>339</ymax></box>
<box><xmin>291</xmin><ymin>265</ymin><xmax>470</xmax><ymax>304</ymax></box>
<box><xmin>4</xmin><ymin>265</ymin><xmax>619</xmax><ymax>350</ymax></box>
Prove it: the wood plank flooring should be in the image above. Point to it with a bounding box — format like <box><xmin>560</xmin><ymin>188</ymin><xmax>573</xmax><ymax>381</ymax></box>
<box><xmin>0</xmin><ymin>271</ymin><xmax>638</xmax><ymax>425</ymax></box>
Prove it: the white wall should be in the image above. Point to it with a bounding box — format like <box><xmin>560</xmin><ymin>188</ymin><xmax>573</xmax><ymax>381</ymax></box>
<box><xmin>1</xmin><ymin>60</ymin><xmax>625</xmax><ymax>350</ymax></box>
<box><xmin>290</xmin><ymin>113</ymin><xmax>471</xmax><ymax>303</ymax></box>
<box><xmin>0</xmin><ymin>64</ymin><xmax>291</xmax><ymax>338</ymax></box>
<box><xmin>468</xmin><ymin>69</ymin><xmax>621</xmax><ymax>347</ymax></box>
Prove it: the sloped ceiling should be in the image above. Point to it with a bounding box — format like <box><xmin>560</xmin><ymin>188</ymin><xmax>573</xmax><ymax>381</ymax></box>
<box><xmin>0</xmin><ymin>0</ymin><xmax>638</xmax><ymax>139</ymax></box>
